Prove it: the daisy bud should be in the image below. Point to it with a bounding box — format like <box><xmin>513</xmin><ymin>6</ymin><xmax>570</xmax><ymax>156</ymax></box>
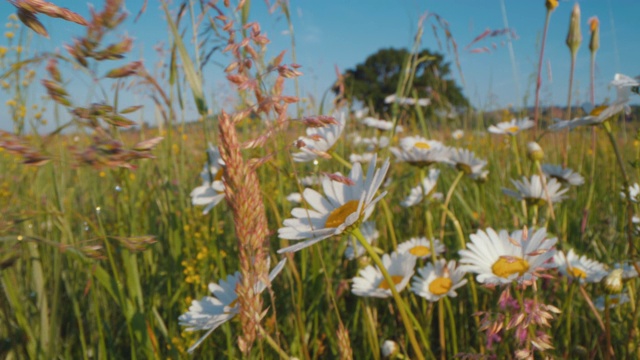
<box><xmin>566</xmin><ymin>3</ymin><xmax>582</xmax><ymax>56</ymax></box>
<box><xmin>545</xmin><ymin>0</ymin><xmax>558</xmax><ymax>11</ymax></box>
<box><xmin>603</xmin><ymin>269</ymin><xmax>623</xmax><ymax>294</ymax></box>
<box><xmin>527</xmin><ymin>142</ymin><xmax>544</xmax><ymax>161</ymax></box>
<box><xmin>381</xmin><ymin>340</ymin><xmax>399</xmax><ymax>358</ymax></box>
<box><xmin>588</xmin><ymin>16</ymin><xmax>600</xmax><ymax>53</ymax></box>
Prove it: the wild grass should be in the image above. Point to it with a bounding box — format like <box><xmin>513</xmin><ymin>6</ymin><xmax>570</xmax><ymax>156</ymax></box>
<box><xmin>0</xmin><ymin>1</ymin><xmax>639</xmax><ymax>359</ymax></box>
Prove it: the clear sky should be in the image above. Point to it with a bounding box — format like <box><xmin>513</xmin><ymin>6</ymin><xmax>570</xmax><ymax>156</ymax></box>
<box><xmin>0</xmin><ymin>0</ymin><xmax>639</xmax><ymax>131</ymax></box>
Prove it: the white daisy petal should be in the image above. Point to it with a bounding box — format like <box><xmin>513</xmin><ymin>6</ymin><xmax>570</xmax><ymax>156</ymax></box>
<box><xmin>351</xmin><ymin>252</ymin><xmax>416</xmax><ymax>298</ymax></box>
<box><xmin>278</xmin><ymin>156</ymin><xmax>390</xmax><ymax>253</ymax></box>
<box><xmin>179</xmin><ymin>258</ymin><xmax>287</xmax><ymax>352</ymax></box>
<box><xmin>459</xmin><ymin>227</ymin><xmax>557</xmax><ymax>285</ymax></box>
<box><xmin>411</xmin><ymin>259</ymin><xmax>468</xmax><ymax>302</ymax></box>
<box><xmin>553</xmin><ymin>249</ymin><xmax>608</xmax><ymax>284</ymax></box>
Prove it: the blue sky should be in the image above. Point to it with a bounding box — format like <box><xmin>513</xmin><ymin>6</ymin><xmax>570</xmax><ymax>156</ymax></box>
<box><xmin>0</xmin><ymin>0</ymin><xmax>638</xmax><ymax>130</ymax></box>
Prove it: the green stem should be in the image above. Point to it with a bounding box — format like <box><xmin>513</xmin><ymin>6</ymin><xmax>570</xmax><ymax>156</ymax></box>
<box><xmin>604</xmin><ymin>295</ymin><xmax>614</xmax><ymax>360</ymax></box>
<box><xmin>563</xmin><ymin>51</ymin><xmax>577</xmax><ymax>167</ymax></box>
<box><xmin>380</xmin><ymin>199</ymin><xmax>398</xmax><ymax>249</ymax></box>
<box><xmin>329</xmin><ymin>150</ymin><xmax>353</xmax><ymax>169</ymax></box>
<box><xmin>603</xmin><ymin>121</ymin><xmax>638</xmax><ymax>262</ymax></box>
<box><xmin>438</xmin><ymin>171</ymin><xmax>465</xmax><ymax>243</ymax></box>
<box><xmin>443</xmin><ymin>297</ymin><xmax>458</xmax><ymax>356</ymax></box>
<box><xmin>510</xmin><ymin>135</ymin><xmax>522</xmax><ymax>176</ymax></box>
<box><xmin>353</xmin><ymin>229</ymin><xmax>426</xmax><ymax>360</ymax></box>
<box><xmin>438</xmin><ymin>299</ymin><xmax>446</xmax><ymax>359</ymax></box>
<box><xmin>564</xmin><ymin>282</ymin><xmax>576</xmax><ymax>352</ymax></box>
<box><xmin>533</xmin><ymin>9</ymin><xmax>552</xmax><ymax>135</ymax></box>
<box><xmin>581</xmin><ymin>128</ymin><xmax>598</xmax><ymax>238</ymax></box>
<box><xmin>259</xmin><ymin>326</ymin><xmax>291</xmax><ymax>359</ymax></box>
<box><xmin>364</xmin><ymin>301</ymin><xmax>381</xmax><ymax>360</ymax></box>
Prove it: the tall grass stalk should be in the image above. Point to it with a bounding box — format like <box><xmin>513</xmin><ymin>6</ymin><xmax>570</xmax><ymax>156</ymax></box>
<box><xmin>352</xmin><ymin>228</ymin><xmax>426</xmax><ymax>360</ymax></box>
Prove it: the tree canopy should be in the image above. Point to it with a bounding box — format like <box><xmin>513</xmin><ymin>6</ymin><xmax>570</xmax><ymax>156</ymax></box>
<box><xmin>335</xmin><ymin>47</ymin><xmax>469</xmax><ymax>114</ymax></box>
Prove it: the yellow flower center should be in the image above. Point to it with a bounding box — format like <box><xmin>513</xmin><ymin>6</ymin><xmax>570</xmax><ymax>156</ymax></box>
<box><xmin>590</xmin><ymin>105</ymin><xmax>608</xmax><ymax>117</ymax></box>
<box><xmin>525</xmin><ymin>197</ymin><xmax>547</xmax><ymax>207</ymax></box>
<box><xmin>492</xmin><ymin>256</ymin><xmax>530</xmax><ymax>279</ymax></box>
<box><xmin>378</xmin><ymin>275</ymin><xmax>404</xmax><ymax>290</ymax></box>
<box><xmin>214</xmin><ymin>168</ymin><xmax>225</xmax><ymax>182</ymax></box>
<box><xmin>456</xmin><ymin>163</ymin><xmax>472</xmax><ymax>174</ymax></box>
<box><xmin>506</xmin><ymin>126</ymin><xmax>519</xmax><ymax>133</ymax></box>
<box><xmin>325</xmin><ymin>200</ymin><xmax>360</xmax><ymax>228</ymax></box>
<box><xmin>428</xmin><ymin>277</ymin><xmax>453</xmax><ymax>295</ymax></box>
<box><xmin>409</xmin><ymin>245</ymin><xmax>431</xmax><ymax>257</ymax></box>
<box><xmin>568</xmin><ymin>266</ymin><xmax>587</xmax><ymax>279</ymax></box>
<box><xmin>414</xmin><ymin>142</ymin><xmax>431</xmax><ymax>150</ymax></box>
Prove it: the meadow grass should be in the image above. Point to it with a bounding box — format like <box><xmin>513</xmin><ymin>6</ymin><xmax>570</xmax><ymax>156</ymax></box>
<box><xmin>1</xmin><ymin>1</ymin><xmax>639</xmax><ymax>359</ymax></box>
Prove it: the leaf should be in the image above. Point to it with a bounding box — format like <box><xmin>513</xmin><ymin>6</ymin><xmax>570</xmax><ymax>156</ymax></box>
<box><xmin>161</xmin><ymin>1</ymin><xmax>207</xmax><ymax>115</ymax></box>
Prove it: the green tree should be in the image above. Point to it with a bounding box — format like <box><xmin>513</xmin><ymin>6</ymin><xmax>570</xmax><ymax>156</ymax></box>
<box><xmin>336</xmin><ymin>47</ymin><xmax>468</xmax><ymax>114</ymax></box>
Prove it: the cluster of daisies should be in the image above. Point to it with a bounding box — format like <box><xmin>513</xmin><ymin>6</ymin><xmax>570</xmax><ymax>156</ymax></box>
<box><xmin>179</xmin><ymin>73</ymin><xmax>640</xmax><ymax>352</ymax></box>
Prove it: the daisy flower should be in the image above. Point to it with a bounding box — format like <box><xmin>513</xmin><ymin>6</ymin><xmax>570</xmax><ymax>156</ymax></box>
<box><xmin>292</xmin><ymin>112</ymin><xmax>346</xmax><ymax>162</ymax></box>
<box><xmin>353</xmin><ymin>107</ymin><xmax>369</xmax><ymax>120</ymax></box>
<box><xmin>278</xmin><ymin>155</ymin><xmax>390</xmax><ymax>253</ymax></box>
<box><xmin>550</xmin><ymin>75</ymin><xmax>632</xmax><ymax>131</ymax></box>
<box><xmin>349</xmin><ymin>152</ymin><xmax>376</xmax><ymax>164</ymax></box>
<box><xmin>400</xmin><ymin>168</ymin><xmax>441</xmax><ymax>208</ymax></box>
<box><xmin>391</xmin><ymin>136</ymin><xmax>452</xmax><ymax>167</ymax></box>
<box><xmin>352</xmin><ymin>135</ymin><xmax>390</xmax><ymax>150</ymax></box>
<box><xmin>470</xmin><ymin>169</ymin><xmax>489</xmax><ymax>183</ymax></box>
<box><xmin>344</xmin><ymin>221</ymin><xmax>380</xmax><ymax>260</ymax></box>
<box><xmin>613</xmin><ymin>261</ymin><xmax>640</xmax><ymax>279</ymax></box>
<box><xmin>286</xmin><ymin>192</ymin><xmax>302</xmax><ymax>203</ymax></box>
<box><xmin>541</xmin><ymin>164</ymin><xmax>585</xmax><ymax>186</ymax></box>
<box><xmin>452</xmin><ymin>129</ymin><xmax>464</xmax><ymax>140</ymax></box>
<box><xmin>458</xmin><ymin>227</ymin><xmax>557</xmax><ymax>285</ymax></box>
<box><xmin>610</xmin><ymin>73</ymin><xmax>640</xmax><ymax>89</ymax></box>
<box><xmin>191</xmin><ymin>145</ymin><xmax>226</xmax><ymax>214</ymax></box>
<box><xmin>362</xmin><ymin>117</ymin><xmax>404</xmax><ymax>132</ymax></box>
<box><xmin>595</xmin><ymin>293</ymin><xmax>630</xmax><ymax>311</ymax></box>
<box><xmin>351</xmin><ymin>252</ymin><xmax>416</xmax><ymax>298</ymax></box>
<box><xmin>449</xmin><ymin>148</ymin><xmax>488</xmax><ymax>177</ymax></box>
<box><xmin>553</xmin><ymin>249</ymin><xmax>608</xmax><ymax>284</ymax></box>
<box><xmin>381</xmin><ymin>340</ymin><xmax>399</xmax><ymax>358</ymax></box>
<box><xmin>502</xmin><ymin>175</ymin><xmax>568</xmax><ymax>206</ymax></box>
<box><xmin>384</xmin><ymin>94</ymin><xmax>430</xmax><ymax>106</ymax></box>
<box><xmin>487</xmin><ymin>118</ymin><xmax>534</xmax><ymax>135</ymax></box>
<box><xmin>299</xmin><ymin>175</ymin><xmax>321</xmax><ymax>186</ymax></box>
<box><xmin>411</xmin><ymin>259</ymin><xmax>468</xmax><ymax>302</ymax></box>
<box><xmin>620</xmin><ymin>183</ymin><xmax>640</xmax><ymax>203</ymax></box>
<box><xmin>179</xmin><ymin>258</ymin><xmax>287</xmax><ymax>353</ymax></box>
<box><xmin>397</xmin><ymin>237</ymin><xmax>445</xmax><ymax>259</ymax></box>
<box><xmin>548</xmin><ymin>102</ymin><xmax>629</xmax><ymax>131</ymax></box>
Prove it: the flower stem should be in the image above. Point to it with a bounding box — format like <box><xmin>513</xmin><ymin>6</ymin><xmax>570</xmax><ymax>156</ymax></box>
<box><xmin>353</xmin><ymin>229</ymin><xmax>426</xmax><ymax>360</ymax></box>
<box><xmin>510</xmin><ymin>135</ymin><xmax>522</xmax><ymax>176</ymax></box>
<box><xmin>443</xmin><ymin>297</ymin><xmax>459</xmax><ymax>355</ymax></box>
<box><xmin>563</xmin><ymin>51</ymin><xmax>577</xmax><ymax>167</ymax></box>
<box><xmin>439</xmin><ymin>171</ymin><xmax>465</xmax><ymax>243</ymax></box>
<box><xmin>533</xmin><ymin>9</ymin><xmax>553</xmax><ymax>136</ymax></box>
<box><xmin>329</xmin><ymin>150</ymin><xmax>353</xmax><ymax>169</ymax></box>
<box><xmin>602</xmin><ymin>121</ymin><xmax>639</xmax><ymax>264</ymax></box>
<box><xmin>258</xmin><ymin>326</ymin><xmax>291</xmax><ymax>359</ymax></box>
<box><xmin>438</xmin><ymin>299</ymin><xmax>446</xmax><ymax>359</ymax></box>
<box><xmin>564</xmin><ymin>282</ymin><xmax>576</xmax><ymax>352</ymax></box>
<box><xmin>604</xmin><ymin>295</ymin><xmax>614</xmax><ymax>360</ymax></box>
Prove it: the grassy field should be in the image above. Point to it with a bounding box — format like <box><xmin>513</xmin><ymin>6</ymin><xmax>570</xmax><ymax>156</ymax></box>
<box><xmin>1</xmin><ymin>1</ymin><xmax>640</xmax><ymax>359</ymax></box>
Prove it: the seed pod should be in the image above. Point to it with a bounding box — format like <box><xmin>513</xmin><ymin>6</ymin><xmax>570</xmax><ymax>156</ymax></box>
<box><xmin>566</xmin><ymin>3</ymin><xmax>582</xmax><ymax>55</ymax></box>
